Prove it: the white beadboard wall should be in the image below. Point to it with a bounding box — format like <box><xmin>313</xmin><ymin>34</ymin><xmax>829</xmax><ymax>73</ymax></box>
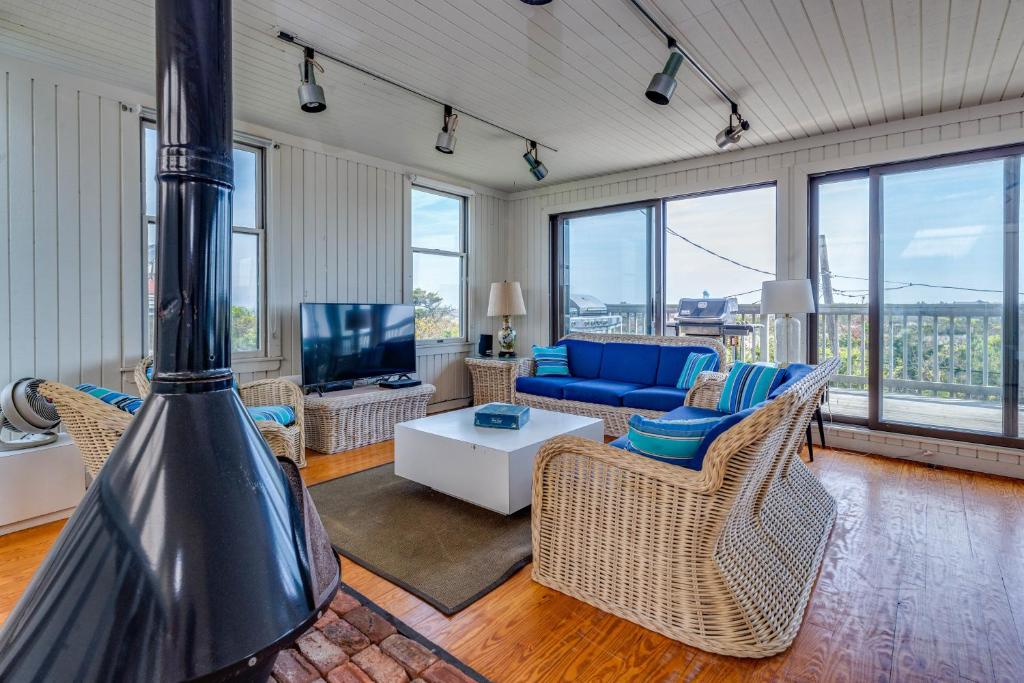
<box><xmin>502</xmin><ymin>95</ymin><xmax>1024</xmax><ymax>477</ymax></box>
<box><xmin>0</xmin><ymin>57</ymin><xmax>507</xmax><ymax>408</ymax></box>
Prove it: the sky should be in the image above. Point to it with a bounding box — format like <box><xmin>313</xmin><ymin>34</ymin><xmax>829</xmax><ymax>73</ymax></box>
<box><xmin>820</xmin><ymin>158</ymin><xmax>1006</xmax><ymax>305</ymax></box>
<box><xmin>411</xmin><ymin>188</ymin><xmax>462</xmax><ymax>317</ymax></box>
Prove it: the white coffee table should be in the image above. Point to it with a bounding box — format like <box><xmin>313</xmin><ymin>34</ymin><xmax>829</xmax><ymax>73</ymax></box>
<box><xmin>394</xmin><ymin>406</ymin><xmax>603</xmax><ymax>515</ymax></box>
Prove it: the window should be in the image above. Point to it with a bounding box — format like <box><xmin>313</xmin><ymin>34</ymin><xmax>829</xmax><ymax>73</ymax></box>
<box><xmin>143</xmin><ymin>122</ymin><xmax>266</xmax><ymax>356</ymax></box>
<box><xmin>411</xmin><ymin>186</ymin><xmax>467</xmax><ymax>342</ymax></box>
<box><xmin>551</xmin><ymin>184</ymin><xmax>777</xmax><ymax>365</ymax></box>
<box><xmin>810</xmin><ymin>146</ymin><xmax>1024</xmax><ymax>446</ymax></box>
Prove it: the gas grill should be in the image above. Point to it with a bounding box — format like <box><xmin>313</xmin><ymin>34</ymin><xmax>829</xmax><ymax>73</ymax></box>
<box><xmin>668</xmin><ymin>297</ymin><xmax>754</xmax><ymax>345</ymax></box>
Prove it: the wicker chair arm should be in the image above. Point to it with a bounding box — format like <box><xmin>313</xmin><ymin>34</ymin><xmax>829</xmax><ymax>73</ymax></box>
<box><xmin>134</xmin><ymin>356</ymin><xmax>153</xmax><ymax>397</ymax></box>
<box><xmin>239</xmin><ymin>378</ymin><xmax>303</xmax><ymax>412</ymax></box>
<box><xmin>534</xmin><ymin>435</ymin><xmax>723</xmax><ymax>496</ymax></box>
<box><xmin>684</xmin><ymin>371</ymin><xmax>728</xmax><ymax>408</ymax></box>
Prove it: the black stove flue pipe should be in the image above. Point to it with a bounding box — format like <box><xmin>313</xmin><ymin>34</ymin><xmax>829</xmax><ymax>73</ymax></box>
<box><xmin>0</xmin><ymin>2</ymin><xmax>338</xmax><ymax>680</ymax></box>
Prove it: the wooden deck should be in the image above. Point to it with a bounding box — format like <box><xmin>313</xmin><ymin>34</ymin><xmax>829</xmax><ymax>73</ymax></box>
<box><xmin>828</xmin><ymin>388</ymin><xmax>1005</xmax><ymax>433</ymax></box>
<box><xmin>2</xmin><ymin>443</ymin><xmax>1023</xmax><ymax>681</ymax></box>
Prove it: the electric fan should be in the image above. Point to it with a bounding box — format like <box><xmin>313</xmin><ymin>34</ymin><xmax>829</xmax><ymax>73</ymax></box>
<box><xmin>0</xmin><ymin>378</ymin><xmax>60</xmax><ymax>450</ymax></box>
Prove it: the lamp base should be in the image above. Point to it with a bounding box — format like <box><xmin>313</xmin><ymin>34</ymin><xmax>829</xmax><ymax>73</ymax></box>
<box><xmin>773</xmin><ymin>314</ymin><xmax>801</xmax><ymax>366</ymax></box>
<box><xmin>497</xmin><ymin>316</ymin><xmax>517</xmax><ymax>357</ymax></box>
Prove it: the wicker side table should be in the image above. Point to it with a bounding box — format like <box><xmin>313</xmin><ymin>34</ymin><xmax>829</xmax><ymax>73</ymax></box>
<box><xmin>464</xmin><ymin>355</ymin><xmax>531</xmax><ymax>405</ymax></box>
<box><xmin>303</xmin><ymin>383</ymin><xmax>436</xmax><ymax>453</ymax></box>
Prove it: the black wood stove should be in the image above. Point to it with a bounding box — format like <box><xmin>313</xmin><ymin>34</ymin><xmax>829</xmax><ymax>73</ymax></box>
<box><xmin>0</xmin><ymin>2</ymin><xmax>339</xmax><ymax>680</ymax></box>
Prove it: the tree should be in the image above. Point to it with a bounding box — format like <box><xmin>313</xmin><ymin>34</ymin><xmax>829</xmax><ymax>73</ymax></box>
<box><xmin>413</xmin><ymin>287</ymin><xmax>459</xmax><ymax>339</ymax></box>
<box><xmin>231</xmin><ymin>305</ymin><xmax>258</xmax><ymax>352</ymax></box>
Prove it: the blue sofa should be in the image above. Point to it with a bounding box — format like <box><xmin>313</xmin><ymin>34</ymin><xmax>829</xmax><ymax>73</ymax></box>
<box><xmin>513</xmin><ymin>334</ymin><xmax>727</xmax><ymax>436</ymax></box>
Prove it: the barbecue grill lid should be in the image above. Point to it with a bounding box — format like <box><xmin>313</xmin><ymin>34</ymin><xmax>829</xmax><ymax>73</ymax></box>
<box><xmin>676</xmin><ymin>297</ymin><xmax>738</xmax><ymax>321</ymax></box>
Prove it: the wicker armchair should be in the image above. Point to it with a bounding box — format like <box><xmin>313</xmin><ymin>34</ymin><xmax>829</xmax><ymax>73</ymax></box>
<box><xmin>530</xmin><ymin>358</ymin><xmax>840</xmax><ymax>658</ymax></box>
<box><xmin>39</xmin><ymin>382</ymin><xmax>133</xmax><ymax>478</ymax></box>
<box><xmin>514</xmin><ymin>333</ymin><xmax>729</xmax><ymax>436</ymax></box>
<box><xmin>134</xmin><ymin>357</ymin><xmax>307</xmax><ymax>467</ymax></box>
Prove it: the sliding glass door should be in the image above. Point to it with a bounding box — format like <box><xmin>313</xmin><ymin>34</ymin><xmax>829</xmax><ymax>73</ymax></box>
<box><xmin>812</xmin><ymin>145</ymin><xmax>1024</xmax><ymax>445</ymax></box>
<box><xmin>553</xmin><ymin>203</ymin><xmax>658</xmax><ymax>337</ymax></box>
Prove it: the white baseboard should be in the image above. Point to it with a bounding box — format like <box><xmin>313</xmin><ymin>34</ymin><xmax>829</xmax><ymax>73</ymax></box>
<box><xmin>819</xmin><ymin>423</ymin><xmax>1024</xmax><ymax>480</ymax></box>
<box><xmin>427</xmin><ymin>397</ymin><xmax>471</xmax><ymax>414</ymax></box>
<box><xmin>0</xmin><ymin>507</ymin><xmax>75</xmax><ymax>537</ymax></box>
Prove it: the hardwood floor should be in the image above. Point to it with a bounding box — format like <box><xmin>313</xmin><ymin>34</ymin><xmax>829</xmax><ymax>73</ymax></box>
<box><xmin>2</xmin><ymin>443</ymin><xmax>1023</xmax><ymax>681</ymax></box>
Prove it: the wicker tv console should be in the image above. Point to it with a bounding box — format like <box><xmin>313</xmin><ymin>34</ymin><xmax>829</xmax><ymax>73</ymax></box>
<box><xmin>302</xmin><ymin>382</ymin><xmax>436</xmax><ymax>453</ymax></box>
<box><xmin>513</xmin><ymin>333</ymin><xmax>728</xmax><ymax>436</ymax></box>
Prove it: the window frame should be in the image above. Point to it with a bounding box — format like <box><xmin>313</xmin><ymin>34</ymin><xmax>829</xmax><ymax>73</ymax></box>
<box><xmin>141</xmin><ymin>119</ymin><xmax>269</xmax><ymax>360</ymax></box>
<box><xmin>410</xmin><ymin>183</ymin><xmax>469</xmax><ymax>345</ymax></box>
<box><xmin>808</xmin><ymin>143</ymin><xmax>1024</xmax><ymax>449</ymax></box>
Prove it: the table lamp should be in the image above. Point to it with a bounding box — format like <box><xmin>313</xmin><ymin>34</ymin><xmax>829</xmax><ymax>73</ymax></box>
<box><xmin>487</xmin><ymin>281</ymin><xmax>527</xmax><ymax>357</ymax></box>
<box><xmin>761</xmin><ymin>279</ymin><xmax>815</xmax><ymax>365</ymax></box>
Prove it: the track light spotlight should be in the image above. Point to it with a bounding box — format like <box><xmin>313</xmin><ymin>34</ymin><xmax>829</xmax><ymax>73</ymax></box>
<box><xmin>646</xmin><ymin>49</ymin><xmax>684</xmax><ymax>105</ymax></box>
<box><xmin>523</xmin><ymin>141</ymin><xmax>548</xmax><ymax>181</ymax></box>
<box><xmin>519</xmin><ymin>0</ymin><xmax>553</xmax><ymax>4</ymax></box>
<box><xmin>716</xmin><ymin>107</ymin><xmax>750</xmax><ymax>148</ymax></box>
<box><xmin>298</xmin><ymin>47</ymin><xmax>326</xmax><ymax>113</ymax></box>
<box><xmin>435</xmin><ymin>105</ymin><xmax>458</xmax><ymax>154</ymax></box>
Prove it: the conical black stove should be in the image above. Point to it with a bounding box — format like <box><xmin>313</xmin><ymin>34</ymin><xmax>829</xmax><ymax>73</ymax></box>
<box><xmin>0</xmin><ymin>1</ymin><xmax>339</xmax><ymax>680</ymax></box>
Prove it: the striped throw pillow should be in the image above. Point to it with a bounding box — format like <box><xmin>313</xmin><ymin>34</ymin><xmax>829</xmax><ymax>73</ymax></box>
<box><xmin>533</xmin><ymin>345</ymin><xmax>570</xmax><ymax>376</ymax></box>
<box><xmin>76</xmin><ymin>384</ymin><xmax>144</xmax><ymax>415</ymax></box>
<box><xmin>675</xmin><ymin>352</ymin><xmax>719</xmax><ymax>390</ymax></box>
<box><xmin>624</xmin><ymin>413</ymin><xmax>722</xmax><ymax>469</ymax></box>
<box><xmin>717</xmin><ymin>362</ymin><xmax>783</xmax><ymax>413</ymax></box>
<box><xmin>247</xmin><ymin>405</ymin><xmax>296</xmax><ymax>427</ymax></box>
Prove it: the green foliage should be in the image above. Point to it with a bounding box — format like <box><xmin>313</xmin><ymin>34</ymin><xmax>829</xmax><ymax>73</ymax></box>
<box><xmin>413</xmin><ymin>287</ymin><xmax>460</xmax><ymax>340</ymax></box>
<box><xmin>231</xmin><ymin>305</ymin><xmax>258</xmax><ymax>352</ymax></box>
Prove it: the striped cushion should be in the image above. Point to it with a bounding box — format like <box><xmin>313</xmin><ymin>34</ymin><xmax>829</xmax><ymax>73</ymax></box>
<box><xmin>532</xmin><ymin>345</ymin><xmax>570</xmax><ymax>377</ymax></box>
<box><xmin>623</xmin><ymin>413</ymin><xmax>722</xmax><ymax>469</ymax></box>
<box><xmin>675</xmin><ymin>352</ymin><xmax>719</xmax><ymax>390</ymax></box>
<box><xmin>247</xmin><ymin>405</ymin><xmax>296</xmax><ymax>427</ymax></box>
<box><xmin>717</xmin><ymin>362</ymin><xmax>783</xmax><ymax>413</ymax></box>
<box><xmin>75</xmin><ymin>384</ymin><xmax>144</xmax><ymax>415</ymax></box>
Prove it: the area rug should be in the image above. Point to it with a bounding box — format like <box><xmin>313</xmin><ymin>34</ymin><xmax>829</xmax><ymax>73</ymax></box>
<box><xmin>309</xmin><ymin>465</ymin><xmax>532</xmax><ymax>615</ymax></box>
<box><xmin>272</xmin><ymin>582</ymin><xmax>488</xmax><ymax>682</ymax></box>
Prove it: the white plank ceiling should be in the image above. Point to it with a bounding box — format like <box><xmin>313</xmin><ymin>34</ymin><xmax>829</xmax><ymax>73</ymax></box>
<box><xmin>2</xmin><ymin>0</ymin><xmax>1023</xmax><ymax>192</ymax></box>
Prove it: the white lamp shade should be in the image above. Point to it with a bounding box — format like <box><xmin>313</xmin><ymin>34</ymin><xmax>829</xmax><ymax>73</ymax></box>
<box><xmin>761</xmin><ymin>279</ymin><xmax>815</xmax><ymax>315</ymax></box>
<box><xmin>487</xmin><ymin>281</ymin><xmax>527</xmax><ymax>317</ymax></box>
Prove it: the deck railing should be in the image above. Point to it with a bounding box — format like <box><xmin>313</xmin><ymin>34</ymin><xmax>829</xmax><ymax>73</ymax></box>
<box><xmin>591</xmin><ymin>301</ymin><xmax>1006</xmax><ymax>402</ymax></box>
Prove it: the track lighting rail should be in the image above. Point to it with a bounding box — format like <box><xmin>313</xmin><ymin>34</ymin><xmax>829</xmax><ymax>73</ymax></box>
<box><xmin>627</xmin><ymin>0</ymin><xmax>743</xmax><ymax>113</ymax></box>
<box><xmin>277</xmin><ymin>31</ymin><xmax>558</xmax><ymax>154</ymax></box>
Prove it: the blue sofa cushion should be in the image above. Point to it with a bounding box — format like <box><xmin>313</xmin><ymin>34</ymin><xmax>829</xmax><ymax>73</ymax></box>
<box><xmin>76</xmin><ymin>384</ymin><xmax>144</xmax><ymax>415</ymax></box>
<box><xmin>621</xmin><ymin>413</ymin><xmax>723</xmax><ymax>469</ymax></box>
<box><xmin>675</xmin><ymin>352</ymin><xmax>719</xmax><ymax>390</ymax></box>
<box><xmin>654</xmin><ymin>346</ymin><xmax>720</xmax><ymax>387</ymax></box>
<box><xmin>247</xmin><ymin>405</ymin><xmax>296</xmax><ymax>427</ymax></box>
<box><xmin>609</xmin><ymin>403</ymin><xmax>758</xmax><ymax>469</ymax></box>
<box><xmin>768</xmin><ymin>363</ymin><xmax>813</xmax><ymax>398</ymax></box>
<box><xmin>717</xmin><ymin>362</ymin><xmax>784</xmax><ymax>413</ymax></box>
<box><xmin>599</xmin><ymin>343</ymin><xmax>660</xmax><ymax>385</ymax></box>
<box><xmin>563</xmin><ymin>379</ymin><xmax>645</xmax><ymax>407</ymax></box>
<box><xmin>533</xmin><ymin>345</ymin><xmax>570</xmax><ymax>376</ymax></box>
<box><xmin>622</xmin><ymin>386</ymin><xmax>688</xmax><ymax>412</ymax></box>
<box><xmin>556</xmin><ymin>339</ymin><xmax>604</xmax><ymax>378</ymax></box>
<box><xmin>516</xmin><ymin>375</ymin><xmax>584</xmax><ymax>400</ymax></box>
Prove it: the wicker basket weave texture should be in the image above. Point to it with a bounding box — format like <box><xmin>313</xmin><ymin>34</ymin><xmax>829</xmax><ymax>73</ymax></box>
<box><xmin>134</xmin><ymin>356</ymin><xmax>307</xmax><ymax>467</ymax></box>
<box><xmin>303</xmin><ymin>384</ymin><xmax>436</xmax><ymax>453</ymax></box>
<box><xmin>40</xmin><ymin>381</ymin><xmax>133</xmax><ymax>478</ymax></box>
<box><xmin>513</xmin><ymin>333</ymin><xmax>729</xmax><ymax>436</ymax></box>
<box><xmin>464</xmin><ymin>356</ymin><xmax>532</xmax><ymax>405</ymax></box>
<box><xmin>530</xmin><ymin>358</ymin><xmax>840</xmax><ymax>658</ymax></box>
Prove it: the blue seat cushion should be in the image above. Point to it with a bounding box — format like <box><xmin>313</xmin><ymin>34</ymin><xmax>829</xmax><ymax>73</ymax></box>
<box><xmin>768</xmin><ymin>363</ymin><xmax>813</xmax><ymax>398</ymax></box>
<box><xmin>76</xmin><ymin>384</ymin><xmax>144</xmax><ymax>415</ymax></box>
<box><xmin>622</xmin><ymin>386</ymin><xmax>688</xmax><ymax>412</ymax></box>
<box><xmin>556</xmin><ymin>339</ymin><xmax>604</xmax><ymax>379</ymax></box>
<box><xmin>562</xmin><ymin>379</ymin><xmax>645</xmax><ymax>407</ymax></box>
<box><xmin>654</xmin><ymin>346</ymin><xmax>720</xmax><ymax>387</ymax></box>
<box><xmin>515</xmin><ymin>375</ymin><xmax>584</xmax><ymax>400</ymax></box>
<box><xmin>599</xmin><ymin>343</ymin><xmax>660</xmax><ymax>385</ymax></box>
<box><xmin>247</xmin><ymin>405</ymin><xmax>296</xmax><ymax>427</ymax></box>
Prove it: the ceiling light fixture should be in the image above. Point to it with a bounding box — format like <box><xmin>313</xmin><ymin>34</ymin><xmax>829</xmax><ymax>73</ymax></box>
<box><xmin>519</xmin><ymin>0</ymin><xmax>554</xmax><ymax>5</ymax></box>
<box><xmin>435</xmin><ymin>105</ymin><xmax>458</xmax><ymax>154</ymax></box>
<box><xmin>277</xmin><ymin>31</ymin><xmax>556</xmax><ymax>176</ymax></box>
<box><xmin>629</xmin><ymin>0</ymin><xmax>752</xmax><ymax>148</ymax></box>
<box><xmin>298</xmin><ymin>46</ymin><xmax>326</xmax><ymax>113</ymax></box>
<box><xmin>524</xmin><ymin>141</ymin><xmax>548</xmax><ymax>181</ymax></box>
<box><xmin>716</xmin><ymin>104</ymin><xmax>750</xmax><ymax>149</ymax></box>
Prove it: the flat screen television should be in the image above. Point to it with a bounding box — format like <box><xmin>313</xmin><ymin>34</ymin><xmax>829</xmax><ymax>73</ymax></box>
<box><xmin>300</xmin><ymin>303</ymin><xmax>416</xmax><ymax>391</ymax></box>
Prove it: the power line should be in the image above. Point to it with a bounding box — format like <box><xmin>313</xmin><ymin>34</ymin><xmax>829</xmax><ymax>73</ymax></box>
<box><xmin>666</xmin><ymin>227</ymin><xmax>775</xmax><ymax>276</ymax></box>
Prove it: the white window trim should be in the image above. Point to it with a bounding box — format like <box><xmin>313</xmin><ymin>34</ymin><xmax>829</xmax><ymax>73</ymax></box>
<box><xmin>409</xmin><ymin>180</ymin><xmax>470</xmax><ymax>346</ymax></box>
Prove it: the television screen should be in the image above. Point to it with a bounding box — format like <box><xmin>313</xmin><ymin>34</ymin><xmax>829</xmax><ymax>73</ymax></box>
<box><xmin>300</xmin><ymin>303</ymin><xmax>416</xmax><ymax>387</ymax></box>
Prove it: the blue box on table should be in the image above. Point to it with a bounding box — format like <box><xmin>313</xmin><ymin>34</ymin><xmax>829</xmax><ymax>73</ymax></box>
<box><xmin>474</xmin><ymin>402</ymin><xmax>531</xmax><ymax>430</ymax></box>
